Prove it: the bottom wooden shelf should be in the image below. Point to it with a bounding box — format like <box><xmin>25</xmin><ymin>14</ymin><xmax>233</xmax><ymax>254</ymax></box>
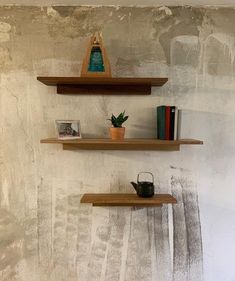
<box><xmin>80</xmin><ymin>193</ymin><xmax>177</xmax><ymax>207</ymax></box>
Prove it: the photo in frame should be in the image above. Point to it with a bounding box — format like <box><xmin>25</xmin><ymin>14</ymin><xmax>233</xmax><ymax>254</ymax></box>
<box><xmin>81</xmin><ymin>32</ymin><xmax>111</xmax><ymax>77</ymax></box>
<box><xmin>56</xmin><ymin>120</ymin><xmax>82</xmax><ymax>139</ymax></box>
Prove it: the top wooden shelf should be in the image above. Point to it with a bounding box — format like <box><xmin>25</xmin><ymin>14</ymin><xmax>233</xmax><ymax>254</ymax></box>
<box><xmin>37</xmin><ymin>77</ymin><xmax>168</xmax><ymax>95</ymax></box>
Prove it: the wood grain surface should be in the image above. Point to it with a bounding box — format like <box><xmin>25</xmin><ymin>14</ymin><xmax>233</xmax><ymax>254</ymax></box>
<box><xmin>40</xmin><ymin>138</ymin><xmax>203</xmax><ymax>151</ymax></box>
<box><xmin>37</xmin><ymin>77</ymin><xmax>168</xmax><ymax>86</ymax></box>
<box><xmin>37</xmin><ymin>77</ymin><xmax>168</xmax><ymax>94</ymax></box>
<box><xmin>80</xmin><ymin>193</ymin><xmax>177</xmax><ymax>206</ymax></box>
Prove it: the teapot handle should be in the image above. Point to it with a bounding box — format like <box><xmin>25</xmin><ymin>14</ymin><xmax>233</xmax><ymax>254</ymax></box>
<box><xmin>137</xmin><ymin>172</ymin><xmax>154</xmax><ymax>184</ymax></box>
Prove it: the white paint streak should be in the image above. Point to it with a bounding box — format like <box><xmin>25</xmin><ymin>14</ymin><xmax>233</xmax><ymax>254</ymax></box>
<box><xmin>159</xmin><ymin>6</ymin><xmax>173</xmax><ymax>15</ymax></box>
<box><xmin>47</xmin><ymin>7</ymin><xmax>58</xmax><ymax>17</ymax></box>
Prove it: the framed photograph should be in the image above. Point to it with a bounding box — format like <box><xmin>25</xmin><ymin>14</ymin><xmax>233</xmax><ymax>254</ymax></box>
<box><xmin>56</xmin><ymin>120</ymin><xmax>82</xmax><ymax>139</ymax></box>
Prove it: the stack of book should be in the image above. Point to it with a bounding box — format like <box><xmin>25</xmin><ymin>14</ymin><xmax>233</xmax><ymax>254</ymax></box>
<box><xmin>157</xmin><ymin>106</ymin><xmax>178</xmax><ymax>140</ymax></box>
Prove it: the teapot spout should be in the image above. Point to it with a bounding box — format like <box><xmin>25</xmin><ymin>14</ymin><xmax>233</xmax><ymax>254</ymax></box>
<box><xmin>130</xmin><ymin>182</ymin><xmax>138</xmax><ymax>191</ymax></box>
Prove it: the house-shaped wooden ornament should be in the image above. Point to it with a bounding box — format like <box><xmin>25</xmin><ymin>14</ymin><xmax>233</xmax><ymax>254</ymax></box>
<box><xmin>81</xmin><ymin>32</ymin><xmax>111</xmax><ymax>77</ymax></box>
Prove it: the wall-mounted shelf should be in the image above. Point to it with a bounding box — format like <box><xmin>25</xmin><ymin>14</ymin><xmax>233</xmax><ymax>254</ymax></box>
<box><xmin>80</xmin><ymin>193</ymin><xmax>177</xmax><ymax>207</ymax></box>
<box><xmin>37</xmin><ymin>77</ymin><xmax>168</xmax><ymax>95</ymax></box>
<box><xmin>40</xmin><ymin>138</ymin><xmax>203</xmax><ymax>151</ymax></box>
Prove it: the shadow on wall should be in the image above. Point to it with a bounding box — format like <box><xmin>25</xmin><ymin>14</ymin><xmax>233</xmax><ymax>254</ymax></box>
<box><xmin>0</xmin><ymin>178</ymin><xmax>204</xmax><ymax>281</ymax></box>
<box><xmin>23</xmin><ymin>172</ymin><xmax>203</xmax><ymax>281</ymax></box>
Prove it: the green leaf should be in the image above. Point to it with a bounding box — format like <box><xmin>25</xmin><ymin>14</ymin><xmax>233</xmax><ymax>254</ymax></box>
<box><xmin>111</xmin><ymin>115</ymin><xmax>116</xmax><ymax>124</ymax></box>
<box><xmin>108</xmin><ymin>111</ymin><xmax>128</xmax><ymax>127</ymax></box>
<box><xmin>123</xmin><ymin>116</ymin><xmax>128</xmax><ymax>122</ymax></box>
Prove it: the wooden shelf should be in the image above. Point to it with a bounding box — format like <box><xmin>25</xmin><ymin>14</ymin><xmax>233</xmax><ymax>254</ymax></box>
<box><xmin>37</xmin><ymin>77</ymin><xmax>168</xmax><ymax>95</ymax></box>
<box><xmin>80</xmin><ymin>193</ymin><xmax>177</xmax><ymax>207</ymax></box>
<box><xmin>40</xmin><ymin>138</ymin><xmax>203</xmax><ymax>151</ymax></box>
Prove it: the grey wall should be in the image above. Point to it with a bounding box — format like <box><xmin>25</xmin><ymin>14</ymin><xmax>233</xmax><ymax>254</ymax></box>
<box><xmin>1</xmin><ymin>1</ymin><xmax>235</xmax><ymax>6</ymax></box>
<box><xmin>0</xmin><ymin>5</ymin><xmax>235</xmax><ymax>281</ymax></box>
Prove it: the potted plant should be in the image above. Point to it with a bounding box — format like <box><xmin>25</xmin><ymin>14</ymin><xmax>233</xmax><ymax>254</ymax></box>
<box><xmin>107</xmin><ymin>111</ymin><xmax>129</xmax><ymax>140</ymax></box>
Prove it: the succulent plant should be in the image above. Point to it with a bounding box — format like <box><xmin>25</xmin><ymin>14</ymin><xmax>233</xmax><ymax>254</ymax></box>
<box><xmin>107</xmin><ymin>111</ymin><xmax>129</xmax><ymax>128</ymax></box>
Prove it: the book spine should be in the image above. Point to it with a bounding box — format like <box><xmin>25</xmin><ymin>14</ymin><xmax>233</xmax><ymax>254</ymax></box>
<box><xmin>157</xmin><ymin>106</ymin><xmax>166</xmax><ymax>140</ymax></box>
<box><xmin>170</xmin><ymin>106</ymin><xmax>175</xmax><ymax>140</ymax></box>
<box><xmin>165</xmin><ymin>106</ymin><xmax>171</xmax><ymax>140</ymax></box>
<box><xmin>175</xmin><ymin>108</ymin><xmax>180</xmax><ymax>140</ymax></box>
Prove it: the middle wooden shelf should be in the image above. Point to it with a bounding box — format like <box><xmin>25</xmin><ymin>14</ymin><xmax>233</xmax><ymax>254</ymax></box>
<box><xmin>40</xmin><ymin>138</ymin><xmax>203</xmax><ymax>151</ymax></box>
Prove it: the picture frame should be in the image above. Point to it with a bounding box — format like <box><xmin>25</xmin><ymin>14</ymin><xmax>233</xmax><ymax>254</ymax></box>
<box><xmin>81</xmin><ymin>32</ymin><xmax>111</xmax><ymax>78</ymax></box>
<box><xmin>56</xmin><ymin>120</ymin><xmax>82</xmax><ymax>139</ymax></box>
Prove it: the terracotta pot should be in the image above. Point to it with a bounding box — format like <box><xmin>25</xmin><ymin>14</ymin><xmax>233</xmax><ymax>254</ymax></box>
<box><xmin>109</xmin><ymin>127</ymin><xmax>125</xmax><ymax>140</ymax></box>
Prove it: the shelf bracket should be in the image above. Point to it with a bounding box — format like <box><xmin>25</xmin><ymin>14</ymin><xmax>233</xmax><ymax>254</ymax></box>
<box><xmin>57</xmin><ymin>84</ymin><xmax>151</xmax><ymax>95</ymax></box>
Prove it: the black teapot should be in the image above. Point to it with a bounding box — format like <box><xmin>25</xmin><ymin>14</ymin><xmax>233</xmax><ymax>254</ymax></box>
<box><xmin>131</xmin><ymin>172</ymin><xmax>155</xmax><ymax>198</ymax></box>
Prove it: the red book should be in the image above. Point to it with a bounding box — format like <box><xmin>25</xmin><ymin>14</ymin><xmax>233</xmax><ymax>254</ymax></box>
<box><xmin>165</xmin><ymin>106</ymin><xmax>171</xmax><ymax>140</ymax></box>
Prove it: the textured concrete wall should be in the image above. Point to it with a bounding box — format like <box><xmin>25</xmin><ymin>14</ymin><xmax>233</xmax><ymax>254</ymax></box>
<box><xmin>1</xmin><ymin>1</ymin><xmax>235</xmax><ymax>6</ymax></box>
<box><xmin>0</xmin><ymin>5</ymin><xmax>235</xmax><ymax>281</ymax></box>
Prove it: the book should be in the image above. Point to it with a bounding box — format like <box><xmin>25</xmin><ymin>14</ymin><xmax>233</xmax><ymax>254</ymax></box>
<box><xmin>165</xmin><ymin>106</ymin><xmax>171</xmax><ymax>140</ymax></box>
<box><xmin>174</xmin><ymin>107</ymin><xmax>178</xmax><ymax>140</ymax></box>
<box><xmin>170</xmin><ymin>106</ymin><xmax>175</xmax><ymax>140</ymax></box>
<box><xmin>157</xmin><ymin>105</ymin><xmax>179</xmax><ymax>140</ymax></box>
<box><xmin>157</xmin><ymin>106</ymin><xmax>166</xmax><ymax>140</ymax></box>
<box><xmin>176</xmin><ymin>109</ymin><xmax>182</xmax><ymax>140</ymax></box>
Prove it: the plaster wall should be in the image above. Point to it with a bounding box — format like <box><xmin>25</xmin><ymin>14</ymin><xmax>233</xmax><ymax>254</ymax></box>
<box><xmin>1</xmin><ymin>1</ymin><xmax>235</xmax><ymax>7</ymax></box>
<box><xmin>0</xmin><ymin>5</ymin><xmax>235</xmax><ymax>281</ymax></box>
